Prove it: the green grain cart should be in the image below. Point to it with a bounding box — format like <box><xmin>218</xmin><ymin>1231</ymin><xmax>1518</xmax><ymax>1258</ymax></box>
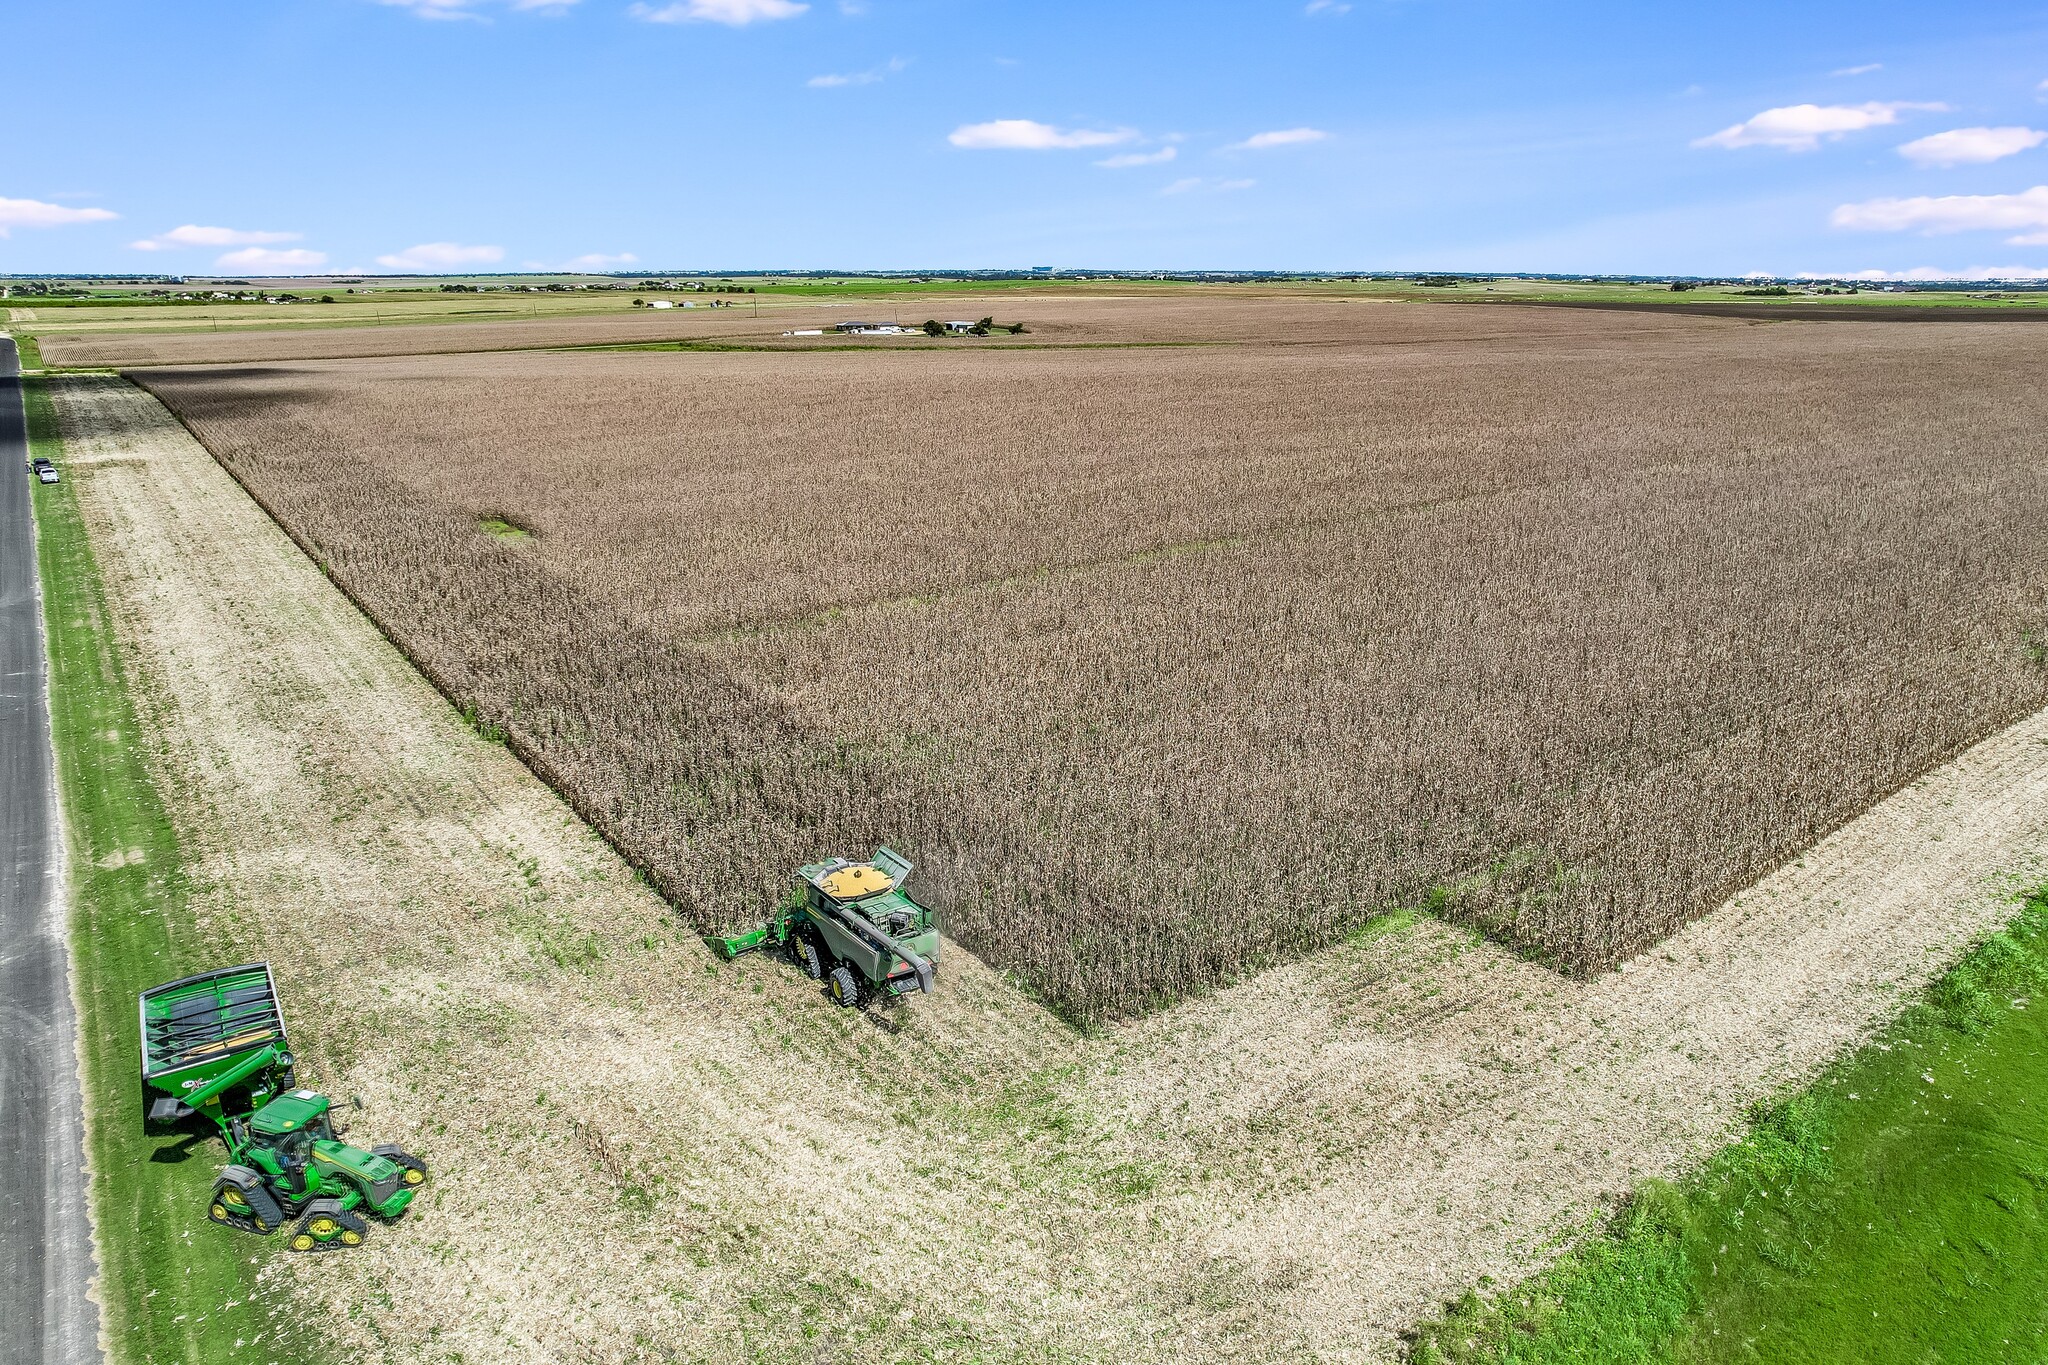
<box><xmin>140</xmin><ymin>963</ymin><xmax>429</xmax><ymax>1252</ymax></box>
<box><xmin>713</xmin><ymin>848</ymin><xmax>940</xmax><ymax>1008</ymax></box>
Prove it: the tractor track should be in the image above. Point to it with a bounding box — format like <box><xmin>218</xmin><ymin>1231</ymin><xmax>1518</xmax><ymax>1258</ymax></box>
<box><xmin>41</xmin><ymin>367</ymin><xmax>2048</xmax><ymax>1363</ymax></box>
<box><xmin>0</xmin><ymin>339</ymin><xmax>103</xmax><ymax>1365</ymax></box>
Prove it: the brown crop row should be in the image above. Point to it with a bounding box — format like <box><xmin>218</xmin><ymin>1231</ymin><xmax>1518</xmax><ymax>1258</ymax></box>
<box><xmin>135</xmin><ymin>303</ymin><xmax>2048</xmax><ymax>1019</ymax></box>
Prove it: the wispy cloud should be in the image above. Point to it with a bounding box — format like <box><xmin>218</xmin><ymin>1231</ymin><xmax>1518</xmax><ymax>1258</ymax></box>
<box><xmin>374</xmin><ymin>241</ymin><xmax>507</xmax><ymax>270</ymax></box>
<box><xmin>374</xmin><ymin>0</ymin><xmax>580</xmax><ymax>20</ymax></box>
<box><xmin>630</xmin><ymin>0</ymin><xmax>805</xmax><ymax>23</ymax></box>
<box><xmin>1304</xmin><ymin>0</ymin><xmax>1350</xmax><ymax>14</ymax></box>
<box><xmin>1096</xmin><ymin>146</ymin><xmax>1177</xmax><ymax>168</ymax></box>
<box><xmin>131</xmin><ymin>224</ymin><xmax>302</xmax><ymax>252</ymax></box>
<box><xmin>1898</xmin><ymin>126</ymin><xmax>2047</xmax><ymax>167</ymax></box>
<box><xmin>1163</xmin><ymin>176</ymin><xmax>1254</xmax><ymax>195</ymax></box>
<box><xmin>1801</xmin><ymin>264</ymin><xmax>2048</xmax><ymax>280</ymax></box>
<box><xmin>216</xmin><ymin>247</ymin><xmax>329</xmax><ymax>271</ymax></box>
<box><xmin>1227</xmin><ymin>127</ymin><xmax>1328</xmax><ymax>151</ymax></box>
<box><xmin>949</xmin><ymin>119</ymin><xmax>1135</xmax><ymax>150</ymax></box>
<box><xmin>1694</xmin><ymin>101</ymin><xmax>1945</xmax><ymax>151</ymax></box>
<box><xmin>1831</xmin><ymin>63</ymin><xmax>1882</xmax><ymax>77</ymax></box>
<box><xmin>565</xmin><ymin>251</ymin><xmax>639</xmax><ymax>269</ymax></box>
<box><xmin>0</xmin><ymin>195</ymin><xmax>118</xmax><ymax>237</ymax></box>
<box><xmin>1832</xmin><ymin>185</ymin><xmax>2048</xmax><ymax>243</ymax></box>
<box><xmin>809</xmin><ymin>56</ymin><xmax>907</xmax><ymax>87</ymax></box>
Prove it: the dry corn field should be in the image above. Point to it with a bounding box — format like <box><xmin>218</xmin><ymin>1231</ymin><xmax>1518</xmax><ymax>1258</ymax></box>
<box><xmin>134</xmin><ymin>302</ymin><xmax>2048</xmax><ymax>1021</ymax></box>
<box><xmin>55</xmin><ymin>367</ymin><xmax>2048</xmax><ymax>1365</ymax></box>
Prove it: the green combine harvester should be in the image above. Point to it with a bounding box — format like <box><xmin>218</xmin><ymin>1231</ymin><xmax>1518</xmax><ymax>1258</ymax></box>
<box><xmin>714</xmin><ymin>848</ymin><xmax>940</xmax><ymax>1007</ymax></box>
<box><xmin>140</xmin><ymin>963</ymin><xmax>429</xmax><ymax>1252</ymax></box>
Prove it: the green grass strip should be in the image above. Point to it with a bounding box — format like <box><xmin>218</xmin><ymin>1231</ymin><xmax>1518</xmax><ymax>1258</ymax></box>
<box><xmin>1411</xmin><ymin>887</ymin><xmax>2048</xmax><ymax>1364</ymax></box>
<box><xmin>27</xmin><ymin>376</ymin><xmax>320</xmax><ymax>1365</ymax></box>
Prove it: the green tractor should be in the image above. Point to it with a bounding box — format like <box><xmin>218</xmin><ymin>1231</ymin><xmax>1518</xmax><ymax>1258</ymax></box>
<box><xmin>140</xmin><ymin>963</ymin><xmax>429</xmax><ymax>1252</ymax></box>
<box><xmin>713</xmin><ymin>847</ymin><xmax>940</xmax><ymax>1008</ymax></box>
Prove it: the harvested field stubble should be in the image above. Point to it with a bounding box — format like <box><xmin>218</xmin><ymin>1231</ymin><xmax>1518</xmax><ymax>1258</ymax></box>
<box><xmin>136</xmin><ymin>307</ymin><xmax>2048</xmax><ymax>1019</ymax></box>
<box><xmin>37</xmin><ymin>305</ymin><xmax>823</xmax><ymax>368</ymax></box>
<box><xmin>49</xmin><ymin>292</ymin><xmax>1717</xmax><ymax>368</ymax></box>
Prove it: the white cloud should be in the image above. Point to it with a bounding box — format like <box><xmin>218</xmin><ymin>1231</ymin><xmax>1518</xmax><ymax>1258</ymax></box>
<box><xmin>1831</xmin><ymin>63</ymin><xmax>1882</xmax><ymax>77</ymax></box>
<box><xmin>0</xmin><ymin>195</ymin><xmax>118</xmax><ymax>237</ymax></box>
<box><xmin>1801</xmin><ymin>264</ymin><xmax>2048</xmax><ymax>280</ymax></box>
<box><xmin>1162</xmin><ymin>176</ymin><xmax>1254</xmax><ymax>195</ymax></box>
<box><xmin>1096</xmin><ymin>146</ymin><xmax>1177</xmax><ymax>168</ymax></box>
<box><xmin>1693</xmin><ymin>101</ymin><xmax>1945</xmax><ymax>152</ymax></box>
<box><xmin>565</xmin><ymin>251</ymin><xmax>639</xmax><ymax>269</ymax></box>
<box><xmin>215</xmin><ymin>247</ymin><xmax>329</xmax><ymax>271</ymax></box>
<box><xmin>376</xmin><ymin>0</ymin><xmax>580</xmax><ymax>19</ymax></box>
<box><xmin>131</xmin><ymin>224</ymin><xmax>302</xmax><ymax>252</ymax></box>
<box><xmin>808</xmin><ymin>56</ymin><xmax>906</xmax><ymax>87</ymax></box>
<box><xmin>1897</xmin><ymin>126</ymin><xmax>2047</xmax><ymax>167</ymax></box>
<box><xmin>1227</xmin><ymin>127</ymin><xmax>1329</xmax><ymax>151</ymax></box>
<box><xmin>948</xmin><ymin>119</ymin><xmax>1135</xmax><ymax>150</ymax></box>
<box><xmin>374</xmin><ymin>241</ymin><xmax>507</xmax><ymax>270</ymax></box>
<box><xmin>630</xmin><ymin>0</ymin><xmax>805</xmax><ymax>24</ymax></box>
<box><xmin>1832</xmin><ymin>185</ymin><xmax>2048</xmax><ymax>242</ymax></box>
<box><xmin>1304</xmin><ymin>0</ymin><xmax>1350</xmax><ymax>13</ymax></box>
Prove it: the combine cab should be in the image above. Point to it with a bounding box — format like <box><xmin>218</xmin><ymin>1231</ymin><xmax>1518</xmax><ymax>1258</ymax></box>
<box><xmin>713</xmin><ymin>847</ymin><xmax>940</xmax><ymax>1008</ymax></box>
<box><xmin>140</xmin><ymin>964</ymin><xmax>428</xmax><ymax>1251</ymax></box>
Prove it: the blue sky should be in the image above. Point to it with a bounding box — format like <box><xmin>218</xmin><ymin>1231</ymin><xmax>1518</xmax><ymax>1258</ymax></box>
<box><xmin>5</xmin><ymin>0</ymin><xmax>2048</xmax><ymax>276</ymax></box>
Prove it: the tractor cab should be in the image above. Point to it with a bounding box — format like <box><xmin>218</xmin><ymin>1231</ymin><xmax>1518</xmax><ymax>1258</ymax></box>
<box><xmin>250</xmin><ymin>1089</ymin><xmax>336</xmax><ymax>1148</ymax></box>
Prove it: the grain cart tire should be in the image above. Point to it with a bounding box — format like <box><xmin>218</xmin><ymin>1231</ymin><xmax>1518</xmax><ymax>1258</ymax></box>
<box><xmin>372</xmin><ymin>1145</ymin><xmax>430</xmax><ymax>1190</ymax></box>
<box><xmin>794</xmin><ymin>933</ymin><xmax>827</xmax><ymax>981</ymax></box>
<box><xmin>209</xmin><ymin>1166</ymin><xmax>283</xmax><ymax>1236</ymax></box>
<box><xmin>827</xmin><ymin>964</ymin><xmax>865</xmax><ymax>1010</ymax></box>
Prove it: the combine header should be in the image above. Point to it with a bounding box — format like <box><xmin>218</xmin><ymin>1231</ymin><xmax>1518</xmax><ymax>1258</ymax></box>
<box><xmin>140</xmin><ymin>963</ymin><xmax>429</xmax><ymax>1251</ymax></box>
<box><xmin>713</xmin><ymin>847</ymin><xmax>940</xmax><ymax>1008</ymax></box>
